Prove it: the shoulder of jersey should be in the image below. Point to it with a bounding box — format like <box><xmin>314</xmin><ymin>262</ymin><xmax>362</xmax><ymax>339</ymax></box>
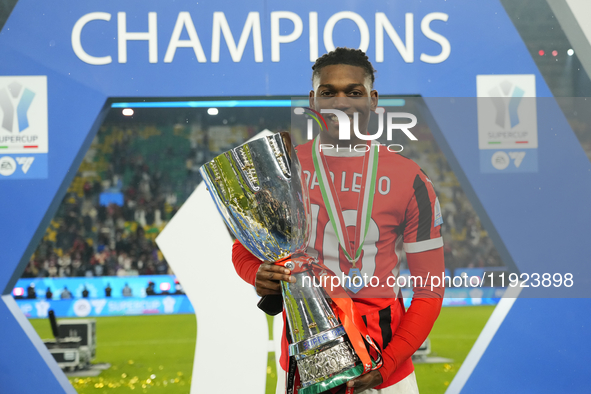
<box><xmin>377</xmin><ymin>145</ymin><xmax>421</xmax><ymax>172</ymax></box>
<box><xmin>294</xmin><ymin>140</ymin><xmax>314</xmax><ymax>159</ymax></box>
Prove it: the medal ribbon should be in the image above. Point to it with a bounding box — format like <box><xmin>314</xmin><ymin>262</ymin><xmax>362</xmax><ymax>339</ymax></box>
<box><xmin>310</xmin><ymin>137</ymin><xmax>382</xmax><ymax>375</ymax></box>
<box><xmin>311</xmin><ymin>137</ymin><xmax>379</xmax><ymax>263</ymax></box>
<box><xmin>310</xmin><ymin>260</ymin><xmax>383</xmax><ymax>374</ymax></box>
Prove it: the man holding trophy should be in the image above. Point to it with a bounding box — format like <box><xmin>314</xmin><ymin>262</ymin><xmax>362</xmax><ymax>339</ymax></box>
<box><xmin>205</xmin><ymin>48</ymin><xmax>445</xmax><ymax>393</ymax></box>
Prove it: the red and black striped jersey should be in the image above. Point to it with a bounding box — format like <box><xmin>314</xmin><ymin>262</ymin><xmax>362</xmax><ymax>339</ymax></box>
<box><xmin>296</xmin><ymin>140</ymin><xmax>443</xmax><ymax>302</ymax></box>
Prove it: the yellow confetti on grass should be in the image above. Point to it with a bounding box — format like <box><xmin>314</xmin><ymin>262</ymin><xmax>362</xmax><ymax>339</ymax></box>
<box><xmin>68</xmin><ymin>369</ymin><xmax>192</xmax><ymax>391</ymax></box>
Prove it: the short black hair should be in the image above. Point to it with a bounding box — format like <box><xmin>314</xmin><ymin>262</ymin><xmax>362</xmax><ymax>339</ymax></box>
<box><xmin>312</xmin><ymin>47</ymin><xmax>376</xmax><ymax>88</ymax></box>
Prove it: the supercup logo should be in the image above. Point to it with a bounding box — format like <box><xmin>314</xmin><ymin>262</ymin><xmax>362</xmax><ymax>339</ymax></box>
<box><xmin>476</xmin><ymin>74</ymin><xmax>538</xmax><ymax>173</ymax></box>
<box><xmin>294</xmin><ymin>104</ymin><xmax>418</xmax><ymax>152</ymax></box>
<box><xmin>488</xmin><ymin>80</ymin><xmax>525</xmax><ymax>129</ymax></box>
<box><xmin>0</xmin><ymin>81</ymin><xmax>36</xmax><ymax>133</ymax></box>
<box><xmin>0</xmin><ymin>76</ymin><xmax>48</xmax><ymax>151</ymax></box>
<box><xmin>0</xmin><ymin>76</ymin><xmax>49</xmax><ymax>179</ymax></box>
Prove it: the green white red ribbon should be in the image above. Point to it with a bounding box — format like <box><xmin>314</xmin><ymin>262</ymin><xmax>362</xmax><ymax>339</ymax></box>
<box><xmin>311</xmin><ymin>137</ymin><xmax>379</xmax><ymax>264</ymax></box>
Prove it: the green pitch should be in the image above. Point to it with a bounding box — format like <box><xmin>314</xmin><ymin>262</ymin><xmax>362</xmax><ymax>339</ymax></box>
<box><xmin>29</xmin><ymin>305</ymin><xmax>494</xmax><ymax>393</ymax></box>
<box><xmin>29</xmin><ymin>314</ymin><xmax>197</xmax><ymax>393</ymax></box>
<box><xmin>414</xmin><ymin>305</ymin><xmax>496</xmax><ymax>393</ymax></box>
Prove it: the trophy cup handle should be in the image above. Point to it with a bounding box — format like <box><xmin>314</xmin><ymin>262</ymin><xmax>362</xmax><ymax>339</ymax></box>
<box><xmin>257</xmin><ymin>294</ymin><xmax>283</xmax><ymax>315</ymax></box>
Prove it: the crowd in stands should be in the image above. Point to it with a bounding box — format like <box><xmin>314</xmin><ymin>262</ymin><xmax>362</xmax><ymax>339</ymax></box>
<box><xmin>22</xmin><ymin>125</ymin><xmax>187</xmax><ymax>279</ymax></box>
<box><xmin>22</xmin><ymin>106</ymin><xmax>504</xmax><ymax>281</ymax></box>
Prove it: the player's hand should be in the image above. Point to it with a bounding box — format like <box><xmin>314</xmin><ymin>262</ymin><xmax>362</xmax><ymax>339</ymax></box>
<box><xmin>255</xmin><ymin>262</ymin><xmax>296</xmax><ymax>296</ymax></box>
<box><xmin>335</xmin><ymin>370</ymin><xmax>383</xmax><ymax>394</ymax></box>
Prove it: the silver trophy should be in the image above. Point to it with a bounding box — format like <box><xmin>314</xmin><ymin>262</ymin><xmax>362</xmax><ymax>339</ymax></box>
<box><xmin>200</xmin><ymin>132</ymin><xmax>364</xmax><ymax>394</ymax></box>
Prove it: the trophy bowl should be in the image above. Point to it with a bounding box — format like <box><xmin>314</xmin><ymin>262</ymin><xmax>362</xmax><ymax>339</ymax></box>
<box><xmin>200</xmin><ymin>132</ymin><xmax>365</xmax><ymax>394</ymax></box>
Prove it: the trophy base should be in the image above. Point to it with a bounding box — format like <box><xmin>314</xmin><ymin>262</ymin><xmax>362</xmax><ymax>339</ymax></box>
<box><xmin>295</xmin><ymin>339</ymin><xmax>363</xmax><ymax>394</ymax></box>
<box><xmin>298</xmin><ymin>363</ymin><xmax>364</xmax><ymax>394</ymax></box>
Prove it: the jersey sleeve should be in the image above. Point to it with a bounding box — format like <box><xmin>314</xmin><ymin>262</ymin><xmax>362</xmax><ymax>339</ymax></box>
<box><xmin>231</xmin><ymin>239</ymin><xmax>262</xmax><ymax>286</ymax></box>
<box><xmin>402</xmin><ymin>170</ymin><xmax>444</xmax><ymax>254</ymax></box>
<box><xmin>377</xmin><ymin>247</ymin><xmax>445</xmax><ymax>382</ymax></box>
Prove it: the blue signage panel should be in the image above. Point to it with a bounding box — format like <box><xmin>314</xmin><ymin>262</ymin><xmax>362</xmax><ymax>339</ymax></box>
<box><xmin>13</xmin><ymin>275</ymin><xmax>182</xmax><ymax>299</ymax></box>
<box><xmin>15</xmin><ymin>295</ymin><xmax>194</xmax><ymax>319</ymax></box>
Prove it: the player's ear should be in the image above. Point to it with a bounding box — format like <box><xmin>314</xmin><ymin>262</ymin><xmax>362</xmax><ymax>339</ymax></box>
<box><xmin>370</xmin><ymin>90</ymin><xmax>378</xmax><ymax>112</ymax></box>
<box><xmin>309</xmin><ymin>90</ymin><xmax>315</xmax><ymax>109</ymax></box>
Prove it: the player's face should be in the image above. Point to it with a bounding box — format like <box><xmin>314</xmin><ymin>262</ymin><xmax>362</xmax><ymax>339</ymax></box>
<box><xmin>309</xmin><ymin>64</ymin><xmax>378</xmax><ymax>144</ymax></box>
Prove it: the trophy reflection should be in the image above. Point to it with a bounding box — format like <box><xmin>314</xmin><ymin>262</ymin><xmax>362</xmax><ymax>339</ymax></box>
<box><xmin>200</xmin><ymin>132</ymin><xmax>364</xmax><ymax>393</ymax></box>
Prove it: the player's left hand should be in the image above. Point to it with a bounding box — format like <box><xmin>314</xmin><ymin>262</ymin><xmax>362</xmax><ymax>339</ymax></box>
<box><xmin>334</xmin><ymin>370</ymin><xmax>383</xmax><ymax>393</ymax></box>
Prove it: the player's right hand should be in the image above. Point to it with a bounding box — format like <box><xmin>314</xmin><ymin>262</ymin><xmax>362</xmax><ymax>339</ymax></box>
<box><xmin>255</xmin><ymin>262</ymin><xmax>296</xmax><ymax>296</ymax></box>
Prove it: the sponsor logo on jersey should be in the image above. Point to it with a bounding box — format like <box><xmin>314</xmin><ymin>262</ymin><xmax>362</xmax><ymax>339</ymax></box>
<box><xmin>434</xmin><ymin>197</ymin><xmax>443</xmax><ymax>227</ymax></box>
